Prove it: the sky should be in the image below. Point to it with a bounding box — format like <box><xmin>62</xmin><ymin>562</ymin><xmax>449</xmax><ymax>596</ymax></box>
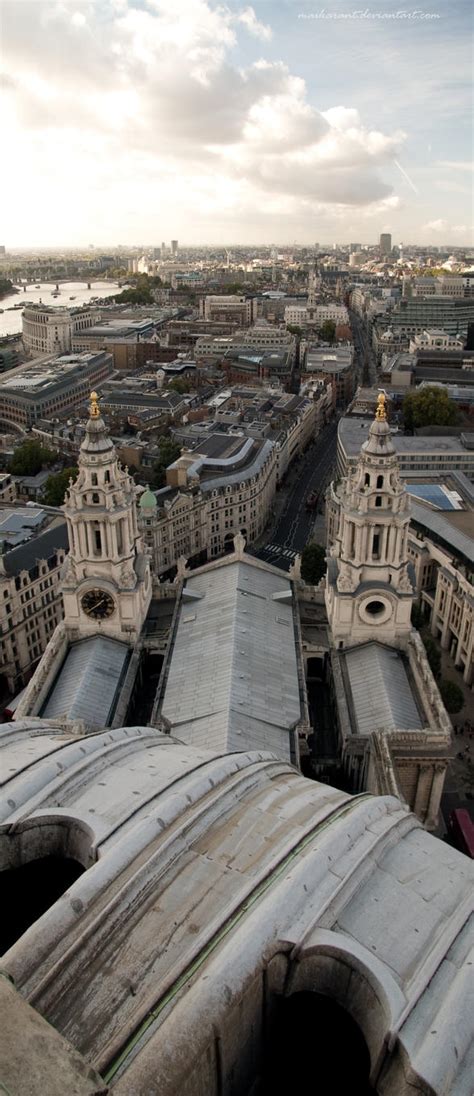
<box><xmin>1</xmin><ymin>0</ymin><xmax>473</xmax><ymax>248</ymax></box>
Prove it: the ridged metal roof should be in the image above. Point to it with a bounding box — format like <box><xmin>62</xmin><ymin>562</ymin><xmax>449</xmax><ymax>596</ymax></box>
<box><xmin>160</xmin><ymin>561</ymin><xmax>301</xmax><ymax>759</ymax></box>
<box><xmin>41</xmin><ymin>635</ymin><xmax>129</xmax><ymax>729</ymax></box>
<box><xmin>344</xmin><ymin>642</ymin><xmax>424</xmax><ymax>735</ymax></box>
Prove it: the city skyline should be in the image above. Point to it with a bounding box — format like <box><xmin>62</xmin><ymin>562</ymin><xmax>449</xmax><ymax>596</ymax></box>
<box><xmin>1</xmin><ymin>0</ymin><xmax>473</xmax><ymax>248</ymax></box>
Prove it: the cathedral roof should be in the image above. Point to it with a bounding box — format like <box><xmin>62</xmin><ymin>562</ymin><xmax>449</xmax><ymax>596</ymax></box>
<box><xmin>1</xmin><ymin>723</ymin><xmax>472</xmax><ymax>1096</ymax></box>
<box><xmin>160</xmin><ymin>560</ymin><xmax>302</xmax><ymax>758</ymax></box>
<box><xmin>340</xmin><ymin>642</ymin><xmax>424</xmax><ymax>736</ymax></box>
<box><xmin>41</xmin><ymin>635</ymin><xmax>130</xmax><ymax>729</ymax></box>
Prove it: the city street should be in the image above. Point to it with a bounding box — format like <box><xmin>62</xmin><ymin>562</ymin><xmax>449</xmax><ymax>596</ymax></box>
<box><xmin>350</xmin><ymin>310</ymin><xmax>377</xmax><ymax>386</ymax></box>
<box><xmin>248</xmin><ymin>420</ymin><xmax>338</xmax><ymax>570</ymax></box>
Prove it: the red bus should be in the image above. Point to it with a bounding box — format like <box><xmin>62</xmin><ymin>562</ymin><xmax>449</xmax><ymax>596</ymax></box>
<box><xmin>448</xmin><ymin>809</ymin><xmax>474</xmax><ymax>859</ymax></box>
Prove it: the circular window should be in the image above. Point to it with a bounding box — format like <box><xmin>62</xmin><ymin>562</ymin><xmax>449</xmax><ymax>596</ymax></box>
<box><xmin>365</xmin><ymin>600</ymin><xmax>385</xmax><ymax>617</ymax></box>
<box><xmin>358</xmin><ymin>596</ymin><xmax>392</xmax><ymax>626</ymax></box>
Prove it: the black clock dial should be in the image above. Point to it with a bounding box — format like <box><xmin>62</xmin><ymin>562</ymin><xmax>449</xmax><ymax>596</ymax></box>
<box><xmin>81</xmin><ymin>589</ymin><xmax>115</xmax><ymax>620</ymax></box>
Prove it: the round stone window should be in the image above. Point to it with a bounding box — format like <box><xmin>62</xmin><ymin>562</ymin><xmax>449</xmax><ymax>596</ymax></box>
<box><xmin>365</xmin><ymin>600</ymin><xmax>385</xmax><ymax>617</ymax></box>
<box><xmin>358</xmin><ymin>596</ymin><xmax>392</xmax><ymax>625</ymax></box>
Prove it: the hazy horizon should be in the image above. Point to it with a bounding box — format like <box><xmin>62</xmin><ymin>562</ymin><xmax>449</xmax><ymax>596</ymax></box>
<box><xmin>1</xmin><ymin>0</ymin><xmax>473</xmax><ymax>249</ymax></box>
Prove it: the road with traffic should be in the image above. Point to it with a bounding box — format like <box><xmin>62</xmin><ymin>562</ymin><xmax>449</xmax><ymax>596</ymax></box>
<box><xmin>248</xmin><ymin>420</ymin><xmax>338</xmax><ymax>571</ymax></box>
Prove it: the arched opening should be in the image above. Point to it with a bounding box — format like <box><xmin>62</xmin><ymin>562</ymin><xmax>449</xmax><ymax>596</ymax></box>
<box><xmin>2</xmin><ymin>855</ymin><xmax>85</xmax><ymax>953</ymax></box>
<box><xmin>376</xmin><ymin>475</ymin><xmax>384</xmax><ymax>489</ymax></box>
<box><xmin>364</xmin><ymin>473</ymin><xmax>370</xmax><ymax>486</ymax></box>
<box><xmin>262</xmin><ymin>992</ymin><xmax>374</xmax><ymax>1095</ymax></box>
<box><xmin>224</xmin><ymin>532</ymin><xmax>234</xmax><ymax>554</ymax></box>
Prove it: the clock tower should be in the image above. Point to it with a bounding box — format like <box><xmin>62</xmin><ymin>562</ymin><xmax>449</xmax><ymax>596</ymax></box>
<box><xmin>61</xmin><ymin>393</ymin><xmax>152</xmax><ymax>641</ymax></box>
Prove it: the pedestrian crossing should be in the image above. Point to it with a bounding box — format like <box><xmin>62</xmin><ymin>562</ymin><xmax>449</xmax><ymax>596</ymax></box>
<box><xmin>261</xmin><ymin>543</ymin><xmax>297</xmax><ymax>560</ymax></box>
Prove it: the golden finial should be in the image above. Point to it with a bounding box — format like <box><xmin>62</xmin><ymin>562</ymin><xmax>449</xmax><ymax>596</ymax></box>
<box><xmin>375</xmin><ymin>392</ymin><xmax>387</xmax><ymax>421</ymax></box>
<box><xmin>89</xmin><ymin>391</ymin><xmax>100</xmax><ymax>419</ymax></box>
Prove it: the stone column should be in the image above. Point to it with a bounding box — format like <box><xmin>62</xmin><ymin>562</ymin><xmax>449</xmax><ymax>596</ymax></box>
<box><xmin>413</xmin><ymin>764</ymin><xmax>432</xmax><ymax>820</ymax></box>
<box><xmin>425</xmin><ymin>764</ymin><xmax>447</xmax><ymax>830</ymax></box>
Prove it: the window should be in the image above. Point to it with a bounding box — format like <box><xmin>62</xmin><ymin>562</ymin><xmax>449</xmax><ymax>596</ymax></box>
<box><xmin>372</xmin><ymin>530</ymin><xmax>380</xmax><ymax>559</ymax></box>
<box><xmin>376</xmin><ymin>475</ymin><xmax>384</xmax><ymax>489</ymax></box>
<box><xmin>375</xmin><ymin>496</ymin><xmax>382</xmax><ymax>508</ymax></box>
<box><xmin>91</xmin><ymin>473</ymin><xmax>98</xmax><ymax>486</ymax></box>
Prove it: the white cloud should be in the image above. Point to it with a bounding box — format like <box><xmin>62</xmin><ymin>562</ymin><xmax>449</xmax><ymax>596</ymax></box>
<box><xmin>436</xmin><ymin>161</ymin><xmax>474</xmax><ymax>172</ymax></box>
<box><xmin>0</xmin><ymin>0</ymin><xmax>414</xmax><ymax>242</ymax></box>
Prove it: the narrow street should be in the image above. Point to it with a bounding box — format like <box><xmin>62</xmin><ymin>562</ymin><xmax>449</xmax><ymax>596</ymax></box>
<box><xmin>248</xmin><ymin>420</ymin><xmax>338</xmax><ymax>570</ymax></box>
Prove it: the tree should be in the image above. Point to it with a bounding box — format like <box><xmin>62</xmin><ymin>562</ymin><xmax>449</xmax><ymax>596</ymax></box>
<box><xmin>319</xmin><ymin>320</ymin><xmax>336</xmax><ymax>344</ymax></box>
<box><xmin>151</xmin><ymin>436</ymin><xmax>182</xmax><ymax>488</ymax></box>
<box><xmin>286</xmin><ymin>324</ymin><xmax>303</xmax><ymax>337</ymax></box>
<box><xmin>403</xmin><ymin>387</ymin><xmax>458</xmax><ymax>432</ymax></box>
<box><xmin>9</xmin><ymin>439</ymin><xmax>57</xmax><ymax>476</ymax></box>
<box><xmin>422</xmin><ymin>635</ymin><xmax>441</xmax><ymax>679</ymax></box>
<box><xmin>168</xmin><ymin>377</ymin><xmax>192</xmax><ymax>394</ymax></box>
<box><xmin>301</xmin><ymin>542</ymin><xmax>326</xmax><ymax>585</ymax></box>
<box><xmin>439</xmin><ymin>680</ymin><xmax>464</xmax><ymax>714</ymax></box>
<box><xmin>42</xmin><ymin>467</ymin><xmax>78</xmax><ymax>507</ymax></box>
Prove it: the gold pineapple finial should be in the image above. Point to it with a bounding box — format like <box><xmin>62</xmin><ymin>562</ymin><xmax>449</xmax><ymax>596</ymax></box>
<box><xmin>375</xmin><ymin>392</ymin><xmax>387</xmax><ymax>421</ymax></box>
<box><xmin>89</xmin><ymin>391</ymin><xmax>100</xmax><ymax>419</ymax></box>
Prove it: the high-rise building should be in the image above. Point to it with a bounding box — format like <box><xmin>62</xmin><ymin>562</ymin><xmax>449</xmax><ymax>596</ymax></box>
<box><xmin>349</xmin><ymin>243</ymin><xmax>361</xmax><ymax>253</ymax></box>
<box><xmin>171</xmin><ymin>239</ymin><xmax>178</xmax><ymax>256</ymax></box>
<box><xmin>380</xmin><ymin>233</ymin><xmax>392</xmax><ymax>256</ymax></box>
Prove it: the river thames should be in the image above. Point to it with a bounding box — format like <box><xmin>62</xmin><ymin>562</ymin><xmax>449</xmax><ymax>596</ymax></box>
<box><xmin>0</xmin><ymin>281</ymin><xmax>129</xmax><ymax>337</ymax></box>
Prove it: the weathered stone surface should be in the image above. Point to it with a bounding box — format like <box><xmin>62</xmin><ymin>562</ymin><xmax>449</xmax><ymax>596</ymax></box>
<box><xmin>0</xmin><ymin>976</ymin><xmax>108</xmax><ymax>1096</ymax></box>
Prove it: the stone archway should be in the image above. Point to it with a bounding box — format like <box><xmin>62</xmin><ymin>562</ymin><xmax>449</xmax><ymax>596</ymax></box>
<box><xmin>262</xmin><ymin>990</ymin><xmax>374</xmax><ymax>1094</ymax></box>
<box><xmin>0</xmin><ymin>814</ymin><xmax>95</xmax><ymax>953</ymax></box>
<box><xmin>264</xmin><ymin>931</ymin><xmax>409</xmax><ymax>1094</ymax></box>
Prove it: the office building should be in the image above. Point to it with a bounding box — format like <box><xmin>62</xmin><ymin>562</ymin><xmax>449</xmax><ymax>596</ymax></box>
<box><xmin>22</xmin><ymin>304</ymin><xmax>98</xmax><ymax>356</ymax></box>
<box><xmin>379</xmin><ymin>233</ymin><xmax>392</xmax><ymax>256</ymax></box>
<box><xmin>0</xmin><ymin>352</ymin><xmax>114</xmax><ymax>428</ymax></box>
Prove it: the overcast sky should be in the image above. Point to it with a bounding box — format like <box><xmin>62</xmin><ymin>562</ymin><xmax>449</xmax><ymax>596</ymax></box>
<box><xmin>1</xmin><ymin>0</ymin><xmax>472</xmax><ymax>248</ymax></box>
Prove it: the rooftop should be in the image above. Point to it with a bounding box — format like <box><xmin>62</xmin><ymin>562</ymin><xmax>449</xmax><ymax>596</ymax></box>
<box><xmin>0</xmin><ymin>507</ymin><xmax>68</xmax><ymax>573</ymax></box>
<box><xmin>41</xmin><ymin>635</ymin><xmax>130</xmax><ymax>730</ymax></box>
<box><xmin>0</xmin><ymin>353</ymin><xmax>111</xmax><ymax>396</ymax></box>
<box><xmin>160</xmin><ymin>559</ymin><xmax>302</xmax><ymax>758</ymax></box>
<box><xmin>341</xmin><ymin>642</ymin><xmax>424</xmax><ymax>736</ymax></box>
<box><xmin>339</xmin><ymin>416</ymin><xmax>474</xmax><ymax>457</ymax></box>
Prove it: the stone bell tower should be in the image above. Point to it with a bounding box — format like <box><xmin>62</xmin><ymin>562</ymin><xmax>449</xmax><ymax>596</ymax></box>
<box><xmin>61</xmin><ymin>392</ymin><xmax>152</xmax><ymax>641</ymax></box>
<box><xmin>326</xmin><ymin>394</ymin><xmax>414</xmax><ymax>647</ymax></box>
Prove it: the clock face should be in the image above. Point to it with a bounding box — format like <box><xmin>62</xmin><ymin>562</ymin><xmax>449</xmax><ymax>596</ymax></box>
<box><xmin>81</xmin><ymin>588</ymin><xmax>115</xmax><ymax>620</ymax></box>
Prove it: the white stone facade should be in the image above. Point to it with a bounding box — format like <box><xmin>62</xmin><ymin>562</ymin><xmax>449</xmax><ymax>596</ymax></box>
<box><xmin>326</xmin><ymin>410</ymin><xmax>414</xmax><ymax>648</ymax></box>
<box><xmin>22</xmin><ymin>305</ymin><xmax>97</xmax><ymax>356</ymax></box>
<box><xmin>61</xmin><ymin>402</ymin><xmax>152</xmax><ymax>642</ymax></box>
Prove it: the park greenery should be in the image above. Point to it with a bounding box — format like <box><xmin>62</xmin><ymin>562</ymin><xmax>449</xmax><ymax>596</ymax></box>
<box><xmin>151</xmin><ymin>436</ymin><xmax>182</xmax><ymax>488</ymax></box>
<box><xmin>113</xmin><ymin>274</ymin><xmax>163</xmax><ymax>305</ymax></box>
<box><xmin>403</xmin><ymin>386</ymin><xmax>458</xmax><ymax>431</ymax></box>
<box><xmin>9</xmin><ymin>439</ymin><xmax>57</xmax><ymax>477</ymax></box>
<box><xmin>301</xmin><ymin>542</ymin><xmax>326</xmax><ymax>585</ymax></box>
<box><xmin>167</xmin><ymin>377</ymin><xmax>194</xmax><ymax>394</ymax></box>
<box><xmin>42</xmin><ymin>467</ymin><xmax>78</xmax><ymax>507</ymax></box>
<box><xmin>319</xmin><ymin>319</ymin><xmax>336</xmax><ymax>343</ymax></box>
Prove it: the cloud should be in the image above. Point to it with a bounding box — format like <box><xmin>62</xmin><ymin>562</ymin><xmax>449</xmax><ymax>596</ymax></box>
<box><xmin>423</xmin><ymin>220</ymin><xmax>472</xmax><ymax>236</ymax></box>
<box><xmin>0</xmin><ymin>0</ymin><xmax>410</xmax><ymax>240</ymax></box>
<box><xmin>435</xmin><ymin>161</ymin><xmax>474</xmax><ymax>172</ymax></box>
